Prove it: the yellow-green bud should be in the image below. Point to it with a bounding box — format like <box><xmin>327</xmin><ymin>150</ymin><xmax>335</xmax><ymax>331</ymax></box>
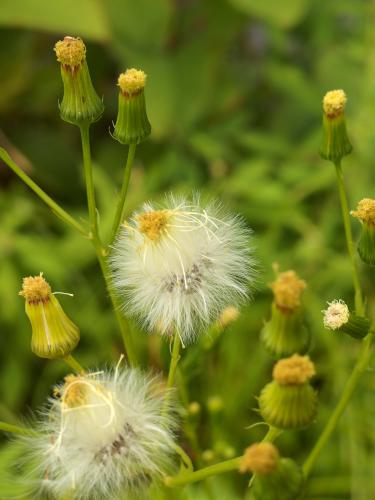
<box><xmin>240</xmin><ymin>443</ymin><xmax>303</xmax><ymax>500</ymax></box>
<box><xmin>351</xmin><ymin>198</ymin><xmax>375</xmax><ymax>266</ymax></box>
<box><xmin>54</xmin><ymin>36</ymin><xmax>104</xmax><ymax>126</ymax></box>
<box><xmin>259</xmin><ymin>355</ymin><xmax>317</xmax><ymax>429</ymax></box>
<box><xmin>207</xmin><ymin>395</ymin><xmax>223</xmax><ymax>413</ymax></box>
<box><xmin>261</xmin><ymin>269</ymin><xmax>310</xmax><ymax>358</ymax></box>
<box><xmin>112</xmin><ymin>69</ymin><xmax>151</xmax><ymax>145</ymax></box>
<box><xmin>322</xmin><ymin>299</ymin><xmax>370</xmax><ymax>340</ymax></box>
<box><xmin>320</xmin><ymin>89</ymin><xmax>352</xmax><ymax>162</ymax></box>
<box><xmin>19</xmin><ymin>274</ymin><xmax>80</xmax><ymax>359</ymax></box>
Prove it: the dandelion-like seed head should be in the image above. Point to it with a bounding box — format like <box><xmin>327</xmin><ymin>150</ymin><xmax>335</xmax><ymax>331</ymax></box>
<box><xmin>323</xmin><ymin>299</ymin><xmax>349</xmax><ymax>330</ymax></box>
<box><xmin>118</xmin><ymin>68</ymin><xmax>147</xmax><ymax>95</ymax></box>
<box><xmin>273</xmin><ymin>354</ymin><xmax>315</xmax><ymax>386</ymax></box>
<box><xmin>351</xmin><ymin>198</ymin><xmax>375</xmax><ymax>224</ymax></box>
<box><xmin>110</xmin><ymin>195</ymin><xmax>256</xmax><ymax>343</ymax></box>
<box><xmin>25</xmin><ymin>367</ymin><xmax>177</xmax><ymax>499</ymax></box>
<box><xmin>240</xmin><ymin>442</ymin><xmax>279</xmax><ymax>475</ymax></box>
<box><xmin>54</xmin><ymin>36</ymin><xmax>86</xmax><ymax>67</ymax></box>
<box><xmin>323</xmin><ymin>89</ymin><xmax>347</xmax><ymax>118</ymax></box>
<box><xmin>270</xmin><ymin>268</ymin><xmax>306</xmax><ymax>311</ymax></box>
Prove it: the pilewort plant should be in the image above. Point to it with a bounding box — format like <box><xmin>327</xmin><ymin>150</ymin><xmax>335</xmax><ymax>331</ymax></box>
<box><xmin>0</xmin><ymin>35</ymin><xmax>373</xmax><ymax>499</ymax></box>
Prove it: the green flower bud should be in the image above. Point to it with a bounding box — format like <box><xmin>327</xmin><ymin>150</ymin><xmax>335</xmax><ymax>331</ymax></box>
<box><xmin>259</xmin><ymin>355</ymin><xmax>317</xmax><ymax>429</ymax></box>
<box><xmin>320</xmin><ymin>89</ymin><xmax>352</xmax><ymax>162</ymax></box>
<box><xmin>351</xmin><ymin>198</ymin><xmax>375</xmax><ymax>266</ymax></box>
<box><xmin>19</xmin><ymin>274</ymin><xmax>80</xmax><ymax>359</ymax></box>
<box><xmin>112</xmin><ymin>69</ymin><xmax>151</xmax><ymax>145</ymax></box>
<box><xmin>240</xmin><ymin>443</ymin><xmax>303</xmax><ymax>500</ymax></box>
<box><xmin>323</xmin><ymin>299</ymin><xmax>370</xmax><ymax>340</ymax></box>
<box><xmin>261</xmin><ymin>269</ymin><xmax>310</xmax><ymax>358</ymax></box>
<box><xmin>54</xmin><ymin>36</ymin><xmax>104</xmax><ymax>126</ymax></box>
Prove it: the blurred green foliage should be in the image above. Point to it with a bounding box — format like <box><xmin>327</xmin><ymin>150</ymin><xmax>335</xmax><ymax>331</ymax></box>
<box><xmin>1</xmin><ymin>0</ymin><xmax>375</xmax><ymax>498</ymax></box>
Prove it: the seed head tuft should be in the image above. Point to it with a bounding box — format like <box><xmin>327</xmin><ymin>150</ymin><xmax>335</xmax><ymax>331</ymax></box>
<box><xmin>323</xmin><ymin>300</ymin><xmax>349</xmax><ymax>330</ymax></box>
<box><xmin>273</xmin><ymin>354</ymin><xmax>315</xmax><ymax>386</ymax></box>
<box><xmin>19</xmin><ymin>273</ymin><xmax>51</xmax><ymax>303</ymax></box>
<box><xmin>270</xmin><ymin>269</ymin><xmax>306</xmax><ymax>311</ymax></box>
<box><xmin>323</xmin><ymin>89</ymin><xmax>347</xmax><ymax>118</ymax></box>
<box><xmin>240</xmin><ymin>442</ymin><xmax>279</xmax><ymax>475</ymax></box>
<box><xmin>351</xmin><ymin>198</ymin><xmax>375</xmax><ymax>224</ymax></box>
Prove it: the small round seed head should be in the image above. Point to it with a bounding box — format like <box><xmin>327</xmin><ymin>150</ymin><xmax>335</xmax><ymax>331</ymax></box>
<box><xmin>323</xmin><ymin>89</ymin><xmax>347</xmax><ymax>117</ymax></box>
<box><xmin>270</xmin><ymin>269</ymin><xmax>306</xmax><ymax>311</ymax></box>
<box><xmin>273</xmin><ymin>354</ymin><xmax>315</xmax><ymax>386</ymax></box>
<box><xmin>19</xmin><ymin>274</ymin><xmax>51</xmax><ymax>302</ymax></box>
<box><xmin>54</xmin><ymin>36</ymin><xmax>86</xmax><ymax>67</ymax></box>
<box><xmin>351</xmin><ymin>198</ymin><xmax>375</xmax><ymax>224</ymax></box>
<box><xmin>323</xmin><ymin>300</ymin><xmax>349</xmax><ymax>330</ymax></box>
<box><xmin>118</xmin><ymin>69</ymin><xmax>147</xmax><ymax>94</ymax></box>
<box><xmin>218</xmin><ymin>306</ymin><xmax>240</xmax><ymax>328</ymax></box>
<box><xmin>240</xmin><ymin>442</ymin><xmax>279</xmax><ymax>475</ymax></box>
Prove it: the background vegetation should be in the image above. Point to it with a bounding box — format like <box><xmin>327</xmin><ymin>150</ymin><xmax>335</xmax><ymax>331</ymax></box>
<box><xmin>0</xmin><ymin>0</ymin><xmax>375</xmax><ymax>498</ymax></box>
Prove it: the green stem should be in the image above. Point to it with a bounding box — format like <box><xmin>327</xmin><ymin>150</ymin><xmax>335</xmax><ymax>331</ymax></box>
<box><xmin>303</xmin><ymin>333</ymin><xmax>373</xmax><ymax>478</ymax></box>
<box><xmin>63</xmin><ymin>354</ymin><xmax>85</xmax><ymax>373</ymax></box>
<box><xmin>334</xmin><ymin>160</ymin><xmax>364</xmax><ymax>315</ymax></box>
<box><xmin>0</xmin><ymin>421</ymin><xmax>38</xmax><ymax>436</ymax></box>
<box><xmin>109</xmin><ymin>143</ymin><xmax>137</xmax><ymax>245</ymax></box>
<box><xmin>0</xmin><ymin>147</ymin><xmax>86</xmax><ymax>236</ymax></box>
<box><xmin>162</xmin><ymin>333</ymin><xmax>182</xmax><ymax>415</ymax></box>
<box><xmin>165</xmin><ymin>457</ymin><xmax>241</xmax><ymax>487</ymax></box>
<box><xmin>78</xmin><ymin>126</ymin><xmax>138</xmax><ymax>367</ymax></box>
<box><xmin>79</xmin><ymin>125</ymin><xmax>99</xmax><ymax>241</ymax></box>
<box><xmin>165</xmin><ymin>423</ymin><xmax>281</xmax><ymax>488</ymax></box>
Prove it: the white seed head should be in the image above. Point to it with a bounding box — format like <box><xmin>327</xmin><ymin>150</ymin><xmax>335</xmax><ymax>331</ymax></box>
<box><xmin>322</xmin><ymin>300</ymin><xmax>349</xmax><ymax>330</ymax></box>
<box><xmin>110</xmin><ymin>195</ymin><xmax>256</xmax><ymax>343</ymax></box>
<box><xmin>23</xmin><ymin>367</ymin><xmax>177</xmax><ymax>499</ymax></box>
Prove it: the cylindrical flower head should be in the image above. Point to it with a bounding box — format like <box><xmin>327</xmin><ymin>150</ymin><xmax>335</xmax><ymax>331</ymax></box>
<box><xmin>259</xmin><ymin>354</ymin><xmax>317</xmax><ymax>429</ymax></box>
<box><xmin>54</xmin><ymin>36</ymin><xmax>104</xmax><ymax>126</ymax></box>
<box><xmin>320</xmin><ymin>89</ymin><xmax>352</xmax><ymax>162</ymax></box>
<box><xmin>322</xmin><ymin>299</ymin><xmax>370</xmax><ymax>339</ymax></box>
<box><xmin>351</xmin><ymin>198</ymin><xmax>375</xmax><ymax>266</ymax></box>
<box><xmin>261</xmin><ymin>269</ymin><xmax>310</xmax><ymax>358</ymax></box>
<box><xmin>110</xmin><ymin>195</ymin><xmax>256</xmax><ymax>344</ymax></box>
<box><xmin>19</xmin><ymin>274</ymin><xmax>79</xmax><ymax>359</ymax></box>
<box><xmin>112</xmin><ymin>69</ymin><xmax>151</xmax><ymax>144</ymax></box>
<box><xmin>240</xmin><ymin>443</ymin><xmax>303</xmax><ymax>500</ymax></box>
<box><xmin>22</xmin><ymin>368</ymin><xmax>177</xmax><ymax>498</ymax></box>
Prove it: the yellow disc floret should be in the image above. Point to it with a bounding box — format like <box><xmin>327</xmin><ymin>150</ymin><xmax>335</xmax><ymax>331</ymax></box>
<box><xmin>137</xmin><ymin>210</ymin><xmax>169</xmax><ymax>241</ymax></box>
<box><xmin>270</xmin><ymin>269</ymin><xmax>306</xmax><ymax>311</ymax></box>
<box><xmin>61</xmin><ymin>375</ymin><xmax>88</xmax><ymax>408</ymax></box>
<box><xmin>351</xmin><ymin>198</ymin><xmax>375</xmax><ymax>224</ymax></box>
<box><xmin>323</xmin><ymin>89</ymin><xmax>347</xmax><ymax>118</ymax></box>
<box><xmin>118</xmin><ymin>69</ymin><xmax>147</xmax><ymax>95</ymax></box>
<box><xmin>19</xmin><ymin>274</ymin><xmax>51</xmax><ymax>303</ymax></box>
<box><xmin>273</xmin><ymin>354</ymin><xmax>315</xmax><ymax>386</ymax></box>
<box><xmin>240</xmin><ymin>442</ymin><xmax>279</xmax><ymax>475</ymax></box>
<box><xmin>54</xmin><ymin>36</ymin><xmax>86</xmax><ymax>67</ymax></box>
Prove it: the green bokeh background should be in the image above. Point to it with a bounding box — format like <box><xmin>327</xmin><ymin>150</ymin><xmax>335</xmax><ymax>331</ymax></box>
<box><xmin>1</xmin><ymin>0</ymin><xmax>375</xmax><ymax>498</ymax></box>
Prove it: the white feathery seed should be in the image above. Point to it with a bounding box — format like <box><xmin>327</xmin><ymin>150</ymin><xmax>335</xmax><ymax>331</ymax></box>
<box><xmin>110</xmin><ymin>195</ymin><xmax>256</xmax><ymax>343</ymax></box>
<box><xmin>23</xmin><ymin>366</ymin><xmax>177</xmax><ymax>499</ymax></box>
<box><xmin>322</xmin><ymin>299</ymin><xmax>350</xmax><ymax>330</ymax></box>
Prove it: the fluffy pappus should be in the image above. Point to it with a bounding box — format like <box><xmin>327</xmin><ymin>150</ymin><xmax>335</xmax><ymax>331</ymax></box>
<box><xmin>22</xmin><ymin>366</ymin><xmax>177</xmax><ymax>499</ymax></box>
<box><xmin>110</xmin><ymin>195</ymin><xmax>256</xmax><ymax>343</ymax></box>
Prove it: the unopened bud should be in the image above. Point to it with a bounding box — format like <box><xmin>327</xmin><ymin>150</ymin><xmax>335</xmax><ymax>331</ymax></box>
<box><xmin>322</xmin><ymin>299</ymin><xmax>370</xmax><ymax>339</ymax></box>
<box><xmin>19</xmin><ymin>274</ymin><xmax>80</xmax><ymax>359</ymax></box>
<box><xmin>112</xmin><ymin>69</ymin><xmax>151</xmax><ymax>145</ymax></box>
<box><xmin>351</xmin><ymin>198</ymin><xmax>375</xmax><ymax>266</ymax></box>
<box><xmin>54</xmin><ymin>36</ymin><xmax>104</xmax><ymax>126</ymax></box>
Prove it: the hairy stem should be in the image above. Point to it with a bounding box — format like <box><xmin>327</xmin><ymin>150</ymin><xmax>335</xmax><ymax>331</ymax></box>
<box><xmin>0</xmin><ymin>148</ymin><xmax>87</xmax><ymax>236</ymax></box>
<box><xmin>303</xmin><ymin>333</ymin><xmax>373</xmax><ymax>478</ymax></box>
<box><xmin>109</xmin><ymin>143</ymin><xmax>137</xmax><ymax>245</ymax></box>
<box><xmin>334</xmin><ymin>160</ymin><xmax>364</xmax><ymax>315</ymax></box>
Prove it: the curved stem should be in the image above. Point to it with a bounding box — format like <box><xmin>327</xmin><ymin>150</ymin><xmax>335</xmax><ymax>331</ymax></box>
<box><xmin>63</xmin><ymin>354</ymin><xmax>85</xmax><ymax>373</ymax></box>
<box><xmin>165</xmin><ymin>457</ymin><xmax>241</xmax><ymax>487</ymax></box>
<box><xmin>334</xmin><ymin>160</ymin><xmax>364</xmax><ymax>315</ymax></box>
<box><xmin>0</xmin><ymin>421</ymin><xmax>38</xmax><ymax>436</ymax></box>
<box><xmin>162</xmin><ymin>333</ymin><xmax>182</xmax><ymax>415</ymax></box>
<box><xmin>109</xmin><ymin>143</ymin><xmax>137</xmax><ymax>245</ymax></box>
<box><xmin>303</xmin><ymin>333</ymin><xmax>373</xmax><ymax>478</ymax></box>
<box><xmin>0</xmin><ymin>148</ymin><xmax>87</xmax><ymax>236</ymax></box>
